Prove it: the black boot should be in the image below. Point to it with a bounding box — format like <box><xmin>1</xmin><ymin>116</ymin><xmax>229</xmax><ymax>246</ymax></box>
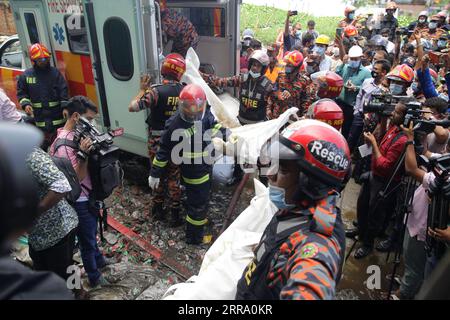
<box><xmin>185</xmin><ymin>224</ymin><xmax>204</xmax><ymax>245</ymax></box>
<box><xmin>151</xmin><ymin>203</ymin><xmax>166</xmax><ymax>221</ymax></box>
<box><xmin>354</xmin><ymin>245</ymin><xmax>373</xmax><ymax>259</ymax></box>
<box><xmin>169</xmin><ymin>208</ymin><xmax>184</xmax><ymax>228</ymax></box>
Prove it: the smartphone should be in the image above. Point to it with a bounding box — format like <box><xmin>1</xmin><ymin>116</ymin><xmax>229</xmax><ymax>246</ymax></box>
<box><xmin>291</xmin><ymin>10</ymin><xmax>298</xmax><ymax>16</ymax></box>
<box><xmin>336</xmin><ymin>27</ymin><xmax>343</xmax><ymax>38</ymax></box>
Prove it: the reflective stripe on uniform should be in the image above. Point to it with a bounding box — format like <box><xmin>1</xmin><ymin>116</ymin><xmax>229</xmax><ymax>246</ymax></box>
<box><xmin>186</xmin><ymin>215</ymin><xmax>208</xmax><ymax>226</ymax></box>
<box><xmin>48</xmin><ymin>101</ymin><xmax>61</xmax><ymax>107</ymax></box>
<box><xmin>182</xmin><ymin>151</ymin><xmax>208</xmax><ymax>158</ymax></box>
<box><xmin>211</xmin><ymin>123</ymin><xmax>222</xmax><ymax>136</ymax></box>
<box><xmin>19</xmin><ymin>98</ymin><xmax>31</xmax><ymax>105</ymax></box>
<box><xmin>32</xmin><ymin>102</ymin><xmax>42</xmax><ymax>108</ymax></box>
<box><xmin>35</xmin><ymin>121</ymin><xmax>46</xmax><ymax>127</ymax></box>
<box><xmin>182</xmin><ymin>174</ymin><xmax>209</xmax><ymax>185</ymax></box>
<box><xmin>153</xmin><ymin>158</ymin><xmax>168</xmax><ymax>168</ymax></box>
<box><xmin>52</xmin><ymin>118</ymin><xmax>66</xmax><ymax>126</ymax></box>
<box><xmin>151</xmin><ymin>130</ymin><xmax>164</xmax><ymax>136</ymax></box>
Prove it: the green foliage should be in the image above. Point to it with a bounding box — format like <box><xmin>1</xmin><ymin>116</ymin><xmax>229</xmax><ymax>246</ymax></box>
<box><xmin>240</xmin><ymin>4</ymin><xmax>341</xmax><ymax>45</ymax></box>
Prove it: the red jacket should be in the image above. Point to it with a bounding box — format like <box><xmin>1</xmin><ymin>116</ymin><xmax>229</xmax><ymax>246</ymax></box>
<box><xmin>372</xmin><ymin>125</ymin><xmax>407</xmax><ymax>180</ymax></box>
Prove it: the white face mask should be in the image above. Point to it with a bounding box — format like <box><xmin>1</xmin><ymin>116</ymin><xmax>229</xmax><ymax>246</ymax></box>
<box><xmin>249</xmin><ymin>70</ymin><xmax>261</xmax><ymax>78</ymax></box>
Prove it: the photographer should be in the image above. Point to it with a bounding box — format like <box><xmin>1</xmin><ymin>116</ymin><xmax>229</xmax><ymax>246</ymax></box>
<box><xmin>422</xmin><ymin>97</ymin><xmax>449</xmax><ymax>155</ymax></box>
<box><xmin>283</xmin><ymin>11</ymin><xmax>302</xmax><ymax>53</ymax></box>
<box><xmin>396</xmin><ymin>122</ymin><xmax>450</xmax><ymax>299</ymax></box>
<box><xmin>49</xmin><ymin>96</ymin><xmax>112</xmax><ymax>288</ymax></box>
<box><xmin>353</xmin><ymin>103</ymin><xmax>408</xmax><ymax>259</ymax></box>
<box><xmin>347</xmin><ymin>59</ymin><xmax>391</xmax><ymax>153</ymax></box>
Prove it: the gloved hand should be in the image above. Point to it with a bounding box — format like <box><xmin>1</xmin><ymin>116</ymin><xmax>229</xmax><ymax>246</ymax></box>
<box><xmin>148</xmin><ymin>176</ymin><xmax>160</xmax><ymax>190</ymax></box>
<box><xmin>212</xmin><ymin>137</ymin><xmax>226</xmax><ymax>154</ymax></box>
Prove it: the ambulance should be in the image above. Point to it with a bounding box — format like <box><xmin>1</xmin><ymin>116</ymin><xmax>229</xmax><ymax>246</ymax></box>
<box><xmin>0</xmin><ymin>0</ymin><xmax>241</xmax><ymax>156</ymax></box>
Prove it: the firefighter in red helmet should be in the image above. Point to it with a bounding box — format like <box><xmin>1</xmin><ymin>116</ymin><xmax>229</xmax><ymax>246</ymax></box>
<box><xmin>148</xmin><ymin>84</ymin><xmax>228</xmax><ymax>245</ymax></box>
<box><xmin>236</xmin><ymin>119</ymin><xmax>351</xmax><ymax>299</ymax></box>
<box><xmin>129</xmin><ymin>53</ymin><xmax>186</xmax><ymax>226</ymax></box>
<box><xmin>306</xmin><ymin>99</ymin><xmax>344</xmax><ymax>131</ymax></box>
<box><xmin>17</xmin><ymin>43</ymin><xmax>69</xmax><ymax>150</ymax></box>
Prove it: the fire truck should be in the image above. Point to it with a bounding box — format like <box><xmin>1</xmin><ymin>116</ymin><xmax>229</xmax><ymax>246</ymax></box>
<box><xmin>0</xmin><ymin>0</ymin><xmax>241</xmax><ymax>156</ymax></box>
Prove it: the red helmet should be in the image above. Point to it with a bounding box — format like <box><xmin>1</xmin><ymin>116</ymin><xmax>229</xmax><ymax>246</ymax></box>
<box><xmin>29</xmin><ymin>43</ymin><xmax>51</xmax><ymax>61</ymax></box>
<box><xmin>387</xmin><ymin>64</ymin><xmax>414</xmax><ymax>83</ymax></box>
<box><xmin>269</xmin><ymin>120</ymin><xmax>350</xmax><ymax>192</ymax></box>
<box><xmin>311</xmin><ymin>71</ymin><xmax>344</xmax><ymax>99</ymax></box>
<box><xmin>161</xmin><ymin>53</ymin><xmax>186</xmax><ymax>81</ymax></box>
<box><xmin>283</xmin><ymin>50</ymin><xmax>304</xmax><ymax>68</ymax></box>
<box><xmin>178</xmin><ymin>84</ymin><xmax>207</xmax><ymax>123</ymax></box>
<box><xmin>307</xmin><ymin>99</ymin><xmax>344</xmax><ymax>131</ymax></box>
<box><xmin>344</xmin><ymin>25</ymin><xmax>358</xmax><ymax>37</ymax></box>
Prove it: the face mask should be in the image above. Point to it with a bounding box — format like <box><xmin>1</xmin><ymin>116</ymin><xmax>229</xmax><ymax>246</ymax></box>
<box><xmin>285</xmin><ymin>66</ymin><xmax>294</xmax><ymax>74</ymax></box>
<box><xmin>296</xmin><ymin>31</ymin><xmax>302</xmax><ymax>39</ymax></box>
<box><xmin>348</xmin><ymin>13</ymin><xmax>355</xmax><ymax>20</ymax></box>
<box><xmin>390</xmin><ymin>83</ymin><xmax>404</xmax><ymax>95</ymax></box>
<box><xmin>348</xmin><ymin>60</ymin><xmax>360</xmax><ymax>69</ymax></box>
<box><xmin>419</xmin><ymin>18</ymin><xmax>426</xmax><ymax>24</ymax></box>
<box><xmin>438</xmin><ymin>40</ymin><xmax>447</xmax><ymax>48</ymax></box>
<box><xmin>249</xmin><ymin>70</ymin><xmax>261</xmax><ymax>78</ymax></box>
<box><xmin>314</xmin><ymin>46</ymin><xmax>326</xmax><ymax>56</ymax></box>
<box><xmin>269</xmin><ymin>185</ymin><xmax>295</xmax><ymax>210</ymax></box>
<box><xmin>429</xmin><ymin>22</ymin><xmax>437</xmax><ymax>30</ymax></box>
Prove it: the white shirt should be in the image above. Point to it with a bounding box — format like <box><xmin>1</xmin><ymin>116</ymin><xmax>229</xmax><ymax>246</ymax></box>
<box><xmin>0</xmin><ymin>89</ymin><xmax>21</xmax><ymax>123</ymax></box>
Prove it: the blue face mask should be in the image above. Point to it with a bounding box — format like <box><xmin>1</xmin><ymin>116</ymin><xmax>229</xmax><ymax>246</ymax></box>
<box><xmin>249</xmin><ymin>70</ymin><xmax>261</xmax><ymax>78</ymax></box>
<box><xmin>429</xmin><ymin>22</ymin><xmax>437</xmax><ymax>30</ymax></box>
<box><xmin>314</xmin><ymin>46</ymin><xmax>326</xmax><ymax>56</ymax></box>
<box><xmin>348</xmin><ymin>13</ymin><xmax>355</xmax><ymax>20</ymax></box>
<box><xmin>269</xmin><ymin>185</ymin><xmax>295</xmax><ymax>210</ymax></box>
<box><xmin>348</xmin><ymin>60</ymin><xmax>360</xmax><ymax>69</ymax></box>
<box><xmin>438</xmin><ymin>40</ymin><xmax>447</xmax><ymax>48</ymax></box>
<box><xmin>296</xmin><ymin>31</ymin><xmax>302</xmax><ymax>39</ymax></box>
<box><xmin>390</xmin><ymin>83</ymin><xmax>404</xmax><ymax>95</ymax></box>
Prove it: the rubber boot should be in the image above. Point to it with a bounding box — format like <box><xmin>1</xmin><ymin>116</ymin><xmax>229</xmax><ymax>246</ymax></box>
<box><xmin>151</xmin><ymin>203</ymin><xmax>166</xmax><ymax>221</ymax></box>
<box><xmin>169</xmin><ymin>208</ymin><xmax>184</xmax><ymax>228</ymax></box>
<box><xmin>185</xmin><ymin>224</ymin><xmax>204</xmax><ymax>245</ymax></box>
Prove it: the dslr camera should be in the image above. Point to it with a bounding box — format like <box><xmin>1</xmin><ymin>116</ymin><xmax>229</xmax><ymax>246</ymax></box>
<box><xmin>73</xmin><ymin>117</ymin><xmax>119</xmax><ymax>158</ymax></box>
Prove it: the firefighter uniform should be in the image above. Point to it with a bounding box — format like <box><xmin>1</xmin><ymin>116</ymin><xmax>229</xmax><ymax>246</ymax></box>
<box><xmin>150</xmin><ymin>107</ymin><xmax>226</xmax><ymax>243</ymax></box>
<box><xmin>138</xmin><ymin>80</ymin><xmax>184</xmax><ymax>211</ymax></box>
<box><xmin>236</xmin><ymin>194</ymin><xmax>345</xmax><ymax>300</ymax></box>
<box><xmin>205</xmin><ymin>73</ymin><xmax>273</xmax><ymax>125</ymax></box>
<box><xmin>267</xmin><ymin>71</ymin><xmax>317</xmax><ymax>119</ymax></box>
<box><xmin>17</xmin><ymin>66</ymin><xmax>68</xmax><ymax>147</ymax></box>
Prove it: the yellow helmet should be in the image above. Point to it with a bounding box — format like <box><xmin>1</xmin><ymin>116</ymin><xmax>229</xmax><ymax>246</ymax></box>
<box><xmin>316</xmin><ymin>35</ymin><xmax>330</xmax><ymax>46</ymax></box>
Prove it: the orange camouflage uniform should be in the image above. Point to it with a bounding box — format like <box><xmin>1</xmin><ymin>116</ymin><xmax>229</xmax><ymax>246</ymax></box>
<box><xmin>161</xmin><ymin>9</ymin><xmax>200</xmax><ymax>57</ymax></box>
<box><xmin>236</xmin><ymin>194</ymin><xmax>345</xmax><ymax>300</ymax></box>
<box><xmin>267</xmin><ymin>71</ymin><xmax>317</xmax><ymax>119</ymax></box>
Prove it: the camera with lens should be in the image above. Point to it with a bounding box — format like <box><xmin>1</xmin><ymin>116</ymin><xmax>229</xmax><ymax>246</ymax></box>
<box><xmin>363</xmin><ymin>92</ymin><xmax>416</xmax><ymax>116</ymax></box>
<box><xmin>73</xmin><ymin>117</ymin><xmax>119</xmax><ymax>158</ymax></box>
<box><xmin>395</xmin><ymin>27</ymin><xmax>412</xmax><ymax>36</ymax></box>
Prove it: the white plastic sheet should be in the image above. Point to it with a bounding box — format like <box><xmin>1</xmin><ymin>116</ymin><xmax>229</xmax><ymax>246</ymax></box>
<box><xmin>162</xmin><ymin>179</ymin><xmax>277</xmax><ymax>300</ymax></box>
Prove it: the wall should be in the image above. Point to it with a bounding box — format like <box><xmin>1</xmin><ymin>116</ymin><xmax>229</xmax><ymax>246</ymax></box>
<box><xmin>0</xmin><ymin>1</ymin><xmax>16</xmax><ymax>36</ymax></box>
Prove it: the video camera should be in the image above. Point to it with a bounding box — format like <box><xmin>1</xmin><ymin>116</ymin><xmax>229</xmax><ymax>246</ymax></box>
<box><xmin>363</xmin><ymin>92</ymin><xmax>418</xmax><ymax>116</ymax></box>
<box><xmin>73</xmin><ymin>117</ymin><xmax>119</xmax><ymax>158</ymax></box>
<box><xmin>395</xmin><ymin>27</ymin><xmax>413</xmax><ymax>37</ymax></box>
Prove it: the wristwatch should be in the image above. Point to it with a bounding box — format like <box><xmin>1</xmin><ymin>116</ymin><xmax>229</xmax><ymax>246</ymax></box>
<box><xmin>405</xmin><ymin>140</ymin><xmax>414</xmax><ymax>146</ymax></box>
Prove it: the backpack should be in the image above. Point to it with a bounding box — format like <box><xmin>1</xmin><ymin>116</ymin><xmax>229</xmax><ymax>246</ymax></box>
<box><xmin>51</xmin><ymin>139</ymin><xmax>82</xmax><ymax>205</ymax></box>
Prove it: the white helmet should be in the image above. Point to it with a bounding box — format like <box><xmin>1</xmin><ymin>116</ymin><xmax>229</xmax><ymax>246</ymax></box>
<box><xmin>348</xmin><ymin>45</ymin><xmax>363</xmax><ymax>58</ymax></box>
<box><xmin>248</xmin><ymin>50</ymin><xmax>270</xmax><ymax>67</ymax></box>
<box><xmin>418</xmin><ymin>10</ymin><xmax>428</xmax><ymax>18</ymax></box>
<box><xmin>242</xmin><ymin>29</ymin><xmax>254</xmax><ymax>40</ymax></box>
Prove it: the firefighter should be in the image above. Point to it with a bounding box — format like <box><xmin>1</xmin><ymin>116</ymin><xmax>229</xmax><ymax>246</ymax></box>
<box><xmin>17</xmin><ymin>43</ymin><xmax>68</xmax><ymax>150</ymax></box>
<box><xmin>148</xmin><ymin>84</ymin><xmax>226</xmax><ymax>245</ymax></box>
<box><xmin>157</xmin><ymin>0</ymin><xmax>199</xmax><ymax>57</ymax></box>
<box><xmin>379</xmin><ymin>1</ymin><xmax>399</xmax><ymax>42</ymax></box>
<box><xmin>235</xmin><ymin>119</ymin><xmax>350</xmax><ymax>300</ymax></box>
<box><xmin>203</xmin><ymin>50</ymin><xmax>274</xmax><ymax>186</ymax></box>
<box><xmin>306</xmin><ymin>99</ymin><xmax>344</xmax><ymax>131</ymax></box>
<box><xmin>267</xmin><ymin>50</ymin><xmax>316</xmax><ymax>120</ymax></box>
<box><xmin>310</xmin><ymin>70</ymin><xmax>344</xmax><ymax>101</ymax></box>
<box><xmin>129</xmin><ymin>53</ymin><xmax>185</xmax><ymax>226</ymax></box>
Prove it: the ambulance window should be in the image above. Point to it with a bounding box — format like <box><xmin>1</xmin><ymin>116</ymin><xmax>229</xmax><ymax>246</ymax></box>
<box><xmin>64</xmin><ymin>14</ymin><xmax>90</xmax><ymax>55</ymax></box>
<box><xmin>103</xmin><ymin>18</ymin><xmax>134</xmax><ymax>81</ymax></box>
<box><xmin>171</xmin><ymin>7</ymin><xmax>226</xmax><ymax>38</ymax></box>
<box><xmin>24</xmin><ymin>12</ymin><xmax>40</xmax><ymax>44</ymax></box>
